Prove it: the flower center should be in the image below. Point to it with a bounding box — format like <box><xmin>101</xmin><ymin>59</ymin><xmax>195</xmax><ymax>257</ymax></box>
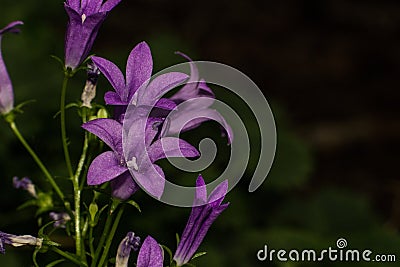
<box><xmin>81</xmin><ymin>14</ymin><xmax>87</xmax><ymax>23</ymax></box>
<box><xmin>126</xmin><ymin>157</ymin><xmax>139</xmax><ymax>171</ymax></box>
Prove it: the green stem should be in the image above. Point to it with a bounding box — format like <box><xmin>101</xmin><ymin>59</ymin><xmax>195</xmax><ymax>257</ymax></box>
<box><xmin>9</xmin><ymin>121</ymin><xmax>65</xmax><ymax>203</ymax></box>
<box><xmin>97</xmin><ymin>206</ymin><xmax>125</xmax><ymax>267</ymax></box>
<box><xmin>60</xmin><ymin>72</ymin><xmax>84</xmax><ymax>259</ymax></box>
<box><xmin>91</xmin><ymin>204</ymin><xmax>114</xmax><ymax>267</ymax></box>
<box><xmin>50</xmin><ymin>246</ymin><xmax>87</xmax><ymax>267</ymax></box>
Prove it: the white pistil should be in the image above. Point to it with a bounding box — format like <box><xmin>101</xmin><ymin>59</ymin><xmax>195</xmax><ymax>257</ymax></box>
<box><xmin>127</xmin><ymin>157</ymin><xmax>139</xmax><ymax>171</ymax></box>
<box><xmin>81</xmin><ymin>14</ymin><xmax>87</xmax><ymax>23</ymax></box>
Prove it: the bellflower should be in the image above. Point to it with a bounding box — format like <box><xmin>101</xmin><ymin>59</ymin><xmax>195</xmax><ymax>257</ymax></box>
<box><xmin>115</xmin><ymin>232</ymin><xmax>141</xmax><ymax>267</ymax></box>
<box><xmin>82</xmin><ymin>117</ymin><xmax>199</xmax><ymax>199</ymax></box>
<box><xmin>163</xmin><ymin>53</ymin><xmax>233</xmax><ymax>144</ymax></box>
<box><xmin>173</xmin><ymin>175</ymin><xmax>229</xmax><ymax>266</ymax></box>
<box><xmin>0</xmin><ymin>21</ymin><xmax>23</xmax><ymax>115</ymax></box>
<box><xmin>91</xmin><ymin>41</ymin><xmax>177</xmax><ymax>121</ymax></box>
<box><xmin>0</xmin><ymin>231</ymin><xmax>42</xmax><ymax>254</ymax></box>
<box><xmin>136</xmin><ymin>236</ymin><xmax>163</xmax><ymax>267</ymax></box>
<box><xmin>64</xmin><ymin>0</ymin><xmax>121</xmax><ymax>69</ymax></box>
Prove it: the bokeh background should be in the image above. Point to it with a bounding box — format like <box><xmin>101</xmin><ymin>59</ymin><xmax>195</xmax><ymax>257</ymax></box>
<box><xmin>1</xmin><ymin>0</ymin><xmax>399</xmax><ymax>266</ymax></box>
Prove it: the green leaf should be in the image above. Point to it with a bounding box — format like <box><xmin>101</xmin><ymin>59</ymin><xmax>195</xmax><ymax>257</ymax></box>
<box><xmin>125</xmin><ymin>200</ymin><xmax>141</xmax><ymax>212</ymax></box>
<box><xmin>45</xmin><ymin>259</ymin><xmax>66</xmax><ymax>267</ymax></box>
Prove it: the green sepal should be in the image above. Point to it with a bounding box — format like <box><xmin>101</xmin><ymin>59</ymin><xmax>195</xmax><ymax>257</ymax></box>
<box><xmin>50</xmin><ymin>55</ymin><xmax>65</xmax><ymax>71</ymax></box>
<box><xmin>89</xmin><ymin>202</ymin><xmax>98</xmax><ymax>226</ymax></box>
<box><xmin>161</xmin><ymin>244</ymin><xmax>173</xmax><ymax>265</ymax></box>
<box><xmin>191</xmin><ymin>251</ymin><xmax>207</xmax><ymax>260</ymax></box>
<box><xmin>125</xmin><ymin>199</ymin><xmax>141</xmax><ymax>212</ymax></box>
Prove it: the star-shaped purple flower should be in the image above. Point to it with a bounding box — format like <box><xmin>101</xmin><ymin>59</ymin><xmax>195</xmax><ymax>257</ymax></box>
<box><xmin>0</xmin><ymin>21</ymin><xmax>23</xmax><ymax>115</ymax></box>
<box><xmin>91</xmin><ymin>42</ymin><xmax>177</xmax><ymax>121</ymax></box>
<box><xmin>82</xmin><ymin>117</ymin><xmax>199</xmax><ymax>199</ymax></box>
<box><xmin>64</xmin><ymin>0</ymin><xmax>121</xmax><ymax>69</ymax></box>
<box><xmin>173</xmin><ymin>175</ymin><xmax>229</xmax><ymax>266</ymax></box>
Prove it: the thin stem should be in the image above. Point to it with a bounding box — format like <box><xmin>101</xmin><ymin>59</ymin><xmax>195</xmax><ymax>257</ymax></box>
<box><xmin>97</xmin><ymin>206</ymin><xmax>125</xmax><ymax>267</ymax></box>
<box><xmin>91</xmin><ymin>204</ymin><xmax>114</xmax><ymax>267</ymax></box>
<box><xmin>50</xmin><ymin>246</ymin><xmax>87</xmax><ymax>267</ymax></box>
<box><xmin>9</xmin><ymin>121</ymin><xmax>65</xmax><ymax>203</ymax></box>
<box><xmin>60</xmin><ymin>72</ymin><xmax>74</xmax><ymax>179</ymax></box>
<box><xmin>72</xmin><ymin>108</ymin><xmax>89</xmax><ymax>261</ymax></box>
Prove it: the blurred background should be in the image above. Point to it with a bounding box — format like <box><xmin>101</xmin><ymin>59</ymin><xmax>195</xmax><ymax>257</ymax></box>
<box><xmin>0</xmin><ymin>0</ymin><xmax>399</xmax><ymax>266</ymax></box>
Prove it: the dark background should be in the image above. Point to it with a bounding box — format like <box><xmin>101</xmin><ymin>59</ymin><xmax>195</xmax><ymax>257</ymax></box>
<box><xmin>0</xmin><ymin>0</ymin><xmax>399</xmax><ymax>266</ymax></box>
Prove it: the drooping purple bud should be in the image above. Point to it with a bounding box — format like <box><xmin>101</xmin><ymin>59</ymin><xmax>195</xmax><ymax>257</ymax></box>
<box><xmin>116</xmin><ymin>232</ymin><xmax>141</xmax><ymax>267</ymax></box>
<box><xmin>0</xmin><ymin>231</ymin><xmax>43</xmax><ymax>254</ymax></box>
<box><xmin>13</xmin><ymin>176</ymin><xmax>37</xmax><ymax>198</ymax></box>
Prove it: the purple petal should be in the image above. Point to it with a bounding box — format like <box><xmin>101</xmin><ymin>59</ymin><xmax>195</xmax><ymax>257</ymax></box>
<box><xmin>194</xmin><ymin>175</ymin><xmax>207</xmax><ymax>205</ymax></box>
<box><xmin>170</xmin><ymin>52</ymin><xmax>199</xmax><ymax>102</ymax></box>
<box><xmin>87</xmin><ymin>151</ymin><xmax>127</xmax><ymax>185</ymax></box>
<box><xmin>137</xmin><ymin>236</ymin><xmax>163</xmax><ymax>267</ymax></box>
<box><xmin>138</xmin><ymin>72</ymin><xmax>188</xmax><ymax>106</ymax></box>
<box><xmin>0</xmin><ymin>21</ymin><xmax>22</xmax><ymax>114</ymax></box>
<box><xmin>65</xmin><ymin>0</ymin><xmax>80</xmax><ymax>11</ymax></box>
<box><xmin>104</xmin><ymin>91</ymin><xmax>127</xmax><ymax>105</ymax></box>
<box><xmin>147</xmin><ymin>137</ymin><xmax>199</xmax><ymax>163</ymax></box>
<box><xmin>82</xmin><ymin>0</ymin><xmax>103</xmax><ymax>15</ymax></box>
<box><xmin>82</xmin><ymin>118</ymin><xmax>123</xmax><ymax>153</ymax></box>
<box><xmin>110</xmin><ymin>172</ymin><xmax>139</xmax><ymax>200</ymax></box>
<box><xmin>0</xmin><ymin>21</ymin><xmax>23</xmax><ymax>35</ymax></box>
<box><xmin>126</xmin><ymin>42</ymin><xmax>153</xmax><ymax>101</ymax></box>
<box><xmin>132</xmin><ymin>164</ymin><xmax>165</xmax><ymax>199</ymax></box>
<box><xmin>100</xmin><ymin>0</ymin><xmax>122</xmax><ymax>12</ymax></box>
<box><xmin>164</xmin><ymin>101</ymin><xmax>233</xmax><ymax>144</ymax></box>
<box><xmin>207</xmin><ymin>179</ymin><xmax>228</xmax><ymax>206</ymax></box>
<box><xmin>92</xmin><ymin>56</ymin><xmax>126</xmax><ymax>98</ymax></box>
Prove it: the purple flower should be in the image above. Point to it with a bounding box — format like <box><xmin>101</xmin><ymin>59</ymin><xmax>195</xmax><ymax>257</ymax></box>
<box><xmin>163</xmin><ymin>53</ymin><xmax>233</xmax><ymax>144</ymax></box>
<box><xmin>64</xmin><ymin>0</ymin><xmax>121</xmax><ymax>69</ymax></box>
<box><xmin>115</xmin><ymin>232</ymin><xmax>141</xmax><ymax>267</ymax></box>
<box><xmin>0</xmin><ymin>231</ymin><xmax>42</xmax><ymax>254</ymax></box>
<box><xmin>136</xmin><ymin>236</ymin><xmax>163</xmax><ymax>267</ymax></box>
<box><xmin>82</xmin><ymin>117</ymin><xmax>199</xmax><ymax>199</ymax></box>
<box><xmin>91</xmin><ymin>42</ymin><xmax>177</xmax><ymax>121</ymax></box>
<box><xmin>173</xmin><ymin>175</ymin><xmax>229</xmax><ymax>266</ymax></box>
<box><xmin>12</xmin><ymin>176</ymin><xmax>37</xmax><ymax>198</ymax></box>
<box><xmin>0</xmin><ymin>21</ymin><xmax>23</xmax><ymax>115</ymax></box>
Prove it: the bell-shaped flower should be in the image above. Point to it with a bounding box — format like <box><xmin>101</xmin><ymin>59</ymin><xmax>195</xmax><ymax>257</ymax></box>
<box><xmin>0</xmin><ymin>21</ymin><xmax>23</xmax><ymax>115</ymax></box>
<box><xmin>64</xmin><ymin>0</ymin><xmax>121</xmax><ymax>69</ymax></box>
<box><xmin>173</xmin><ymin>175</ymin><xmax>229</xmax><ymax>266</ymax></box>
